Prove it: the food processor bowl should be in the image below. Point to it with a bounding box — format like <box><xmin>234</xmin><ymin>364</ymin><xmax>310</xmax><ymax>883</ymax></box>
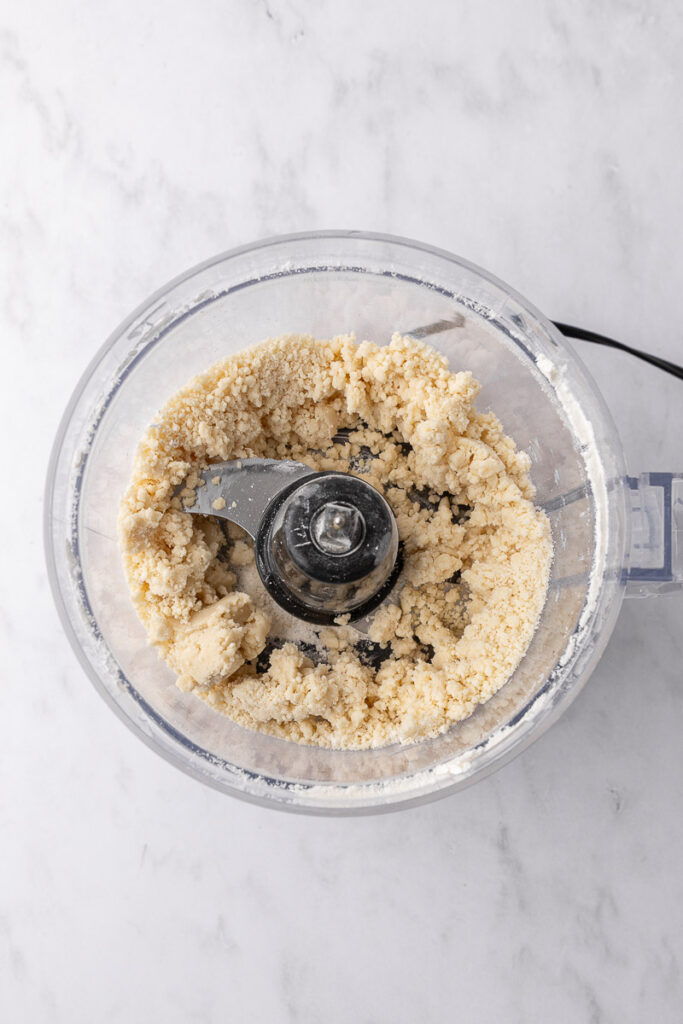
<box><xmin>45</xmin><ymin>232</ymin><xmax>682</xmax><ymax>813</ymax></box>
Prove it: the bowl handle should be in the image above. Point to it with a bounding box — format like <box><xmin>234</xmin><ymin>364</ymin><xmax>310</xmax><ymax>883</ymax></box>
<box><xmin>625</xmin><ymin>473</ymin><xmax>683</xmax><ymax>596</ymax></box>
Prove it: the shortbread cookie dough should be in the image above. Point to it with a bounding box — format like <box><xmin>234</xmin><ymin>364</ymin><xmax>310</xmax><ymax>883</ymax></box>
<box><xmin>119</xmin><ymin>334</ymin><xmax>552</xmax><ymax>748</ymax></box>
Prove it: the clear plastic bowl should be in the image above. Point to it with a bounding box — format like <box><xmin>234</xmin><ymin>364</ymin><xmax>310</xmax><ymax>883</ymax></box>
<box><xmin>45</xmin><ymin>231</ymin><xmax>630</xmax><ymax>813</ymax></box>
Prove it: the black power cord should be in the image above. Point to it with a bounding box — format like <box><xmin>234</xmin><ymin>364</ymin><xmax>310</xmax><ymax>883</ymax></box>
<box><xmin>552</xmin><ymin>322</ymin><xmax>683</xmax><ymax>381</ymax></box>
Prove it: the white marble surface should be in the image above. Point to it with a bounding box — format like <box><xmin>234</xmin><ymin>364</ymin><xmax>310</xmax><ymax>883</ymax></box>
<box><xmin>2</xmin><ymin>1</ymin><xmax>683</xmax><ymax>1020</ymax></box>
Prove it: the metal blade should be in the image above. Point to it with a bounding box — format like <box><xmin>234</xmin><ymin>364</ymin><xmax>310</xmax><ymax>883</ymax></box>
<box><xmin>181</xmin><ymin>458</ymin><xmax>316</xmax><ymax>538</ymax></box>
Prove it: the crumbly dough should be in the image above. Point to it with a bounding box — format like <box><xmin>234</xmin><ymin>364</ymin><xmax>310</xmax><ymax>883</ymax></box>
<box><xmin>119</xmin><ymin>334</ymin><xmax>552</xmax><ymax>748</ymax></box>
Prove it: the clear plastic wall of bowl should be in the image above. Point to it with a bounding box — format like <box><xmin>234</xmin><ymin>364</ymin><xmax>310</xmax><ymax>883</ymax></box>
<box><xmin>45</xmin><ymin>233</ymin><xmax>629</xmax><ymax>813</ymax></box>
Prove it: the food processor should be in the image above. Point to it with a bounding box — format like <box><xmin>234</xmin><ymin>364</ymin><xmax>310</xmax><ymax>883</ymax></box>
<box><xmin>44</xmin><ymin>231</ymin><xmax>683</xmax><ymax>814</ymax></box>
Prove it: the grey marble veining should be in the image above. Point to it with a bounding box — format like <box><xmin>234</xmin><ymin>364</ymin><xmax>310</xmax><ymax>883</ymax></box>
<box><xmin>2</xmin><ymin>1</ymin><xmax>683</xmax><ymax>1021</ymax></box>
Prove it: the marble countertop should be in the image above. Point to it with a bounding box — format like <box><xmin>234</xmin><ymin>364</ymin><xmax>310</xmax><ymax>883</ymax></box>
<box><xmin>3</xmin><ymin>1</ymin><xmax>683</xmax><ymax>1020</ymax></box>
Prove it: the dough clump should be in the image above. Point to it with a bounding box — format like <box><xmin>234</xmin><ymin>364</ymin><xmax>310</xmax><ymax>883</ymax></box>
<box><xmin>119</xmin><ymin>334</ymin><xmax>552</xmax><ymax>748</ymax></box>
